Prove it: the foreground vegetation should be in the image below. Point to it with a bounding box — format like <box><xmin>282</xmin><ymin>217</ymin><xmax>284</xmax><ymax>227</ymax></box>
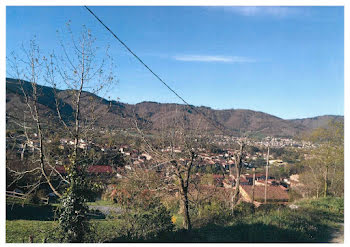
<box><xmin>6</xmin><ymin>197</ymin><xmax>343</xmax><ymax>243</ymax></box>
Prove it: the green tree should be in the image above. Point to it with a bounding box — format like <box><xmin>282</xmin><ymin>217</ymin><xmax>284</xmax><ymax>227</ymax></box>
<box><xmin>300</xmin><ymin>121</ymin><xmax>344</xmax><ymax>197</ymax></box>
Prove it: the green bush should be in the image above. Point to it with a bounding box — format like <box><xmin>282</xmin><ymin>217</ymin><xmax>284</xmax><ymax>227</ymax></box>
<box><xmin>58</xmin><ymin>166</ymin><xmax>91</xmax><ymax>243</ymax></box>
<box><xmin>85</xmin><ymin>182</ymin><xmax>104</xmax><ymax>202</ymax></box>
<box><xmin>162</xmin><ymin>196</ymin><xmax>180</xmax><ymax>216</ymax></box>
<box><xmin>256</xmin><ymin>203</ymin><xmax>285</xmax><ymax>214</ymax></box>
<box><xmin>298</xmin><ymin>197</ymin><xmax>344</xmax><ymax>214</ymax></box>
<box><xmin>288</xmin><ymin>189</ymin><xmax>303</xmax><ymax>202</ymax></box>
<box><xmin>118</xmin><ymin>200</ymin><xmax>174</xmax><ymax>241</ymax></box>
<box><xmin>194</xmin><ymin>200</ymin><xmax>232</xmax><ymax>227</ymax></box>
<box><xmin>26</xmin><ymin>193</ymin><xmax>41</xmax><ymax>205</ymax></box>
<box><xmin>311</xmin><ymin>197</ymin><xmax>343</xmax><ymax>212</ymax></box>
<box><xmin>232</xmin><ymin>202</ymin><xmax>255</xmax><ymax>217</ymax></box>
<box><xmin>26</xmin><ymin>190</ymin><xmax>46</xmax><ymax>205</ymax></box>
<box><xmin>25</xmin><ymin>189</ymin><xmax>48</xmax><ymax>205</ymax></box>
<box><xmin>58</xmin><ymin>190</ymin><xmax>91</xmax><ymax>242</ymax></box>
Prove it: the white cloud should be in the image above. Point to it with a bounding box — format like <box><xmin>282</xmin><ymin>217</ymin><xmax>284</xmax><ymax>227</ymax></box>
<box><xmin>173</xmin><ymin>55</ymin><xmax>255</xmax><ymax>63</ymax></box>
<box><xmin>214</xmin><ymin>6</ymin><xmax>301</xmax><ymax>18</ymax></box>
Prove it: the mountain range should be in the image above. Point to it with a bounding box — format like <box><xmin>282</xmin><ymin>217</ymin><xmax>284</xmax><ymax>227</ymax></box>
<box><xmin>6</xmin><ymin>78</ymin><xmax>344</xmax><ymax>138</ymax></box>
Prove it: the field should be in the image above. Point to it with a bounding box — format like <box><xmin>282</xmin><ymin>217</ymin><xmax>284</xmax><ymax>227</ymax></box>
<box><xmin>6</xmin><ymin>197</ymin><xmax>343</xmax><ymax>243</ymax></box>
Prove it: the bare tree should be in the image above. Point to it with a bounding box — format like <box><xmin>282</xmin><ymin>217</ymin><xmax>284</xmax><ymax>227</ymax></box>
<box><xmin>7</xmin><ymin>40</ymin><xmax>63</xmax><ymax>197</ymax></box>
<box><xmin>7</xmin><ymin>22</ymin><xmax>116</xmax><ymax>189</ymax></box>
<box><xmin>133</xmin><ymin>105</ymin><xmax>206</xmax><ymax>231</ymax></box>
<box><xmin>47</xmin><ymin>23</ymin><xmax>115</xmax><ymax>171</ymax></box>
<box><xmin>6</xmin><ymin>23</ymin><xmax>116</xmax><ymax>242</ymax></box>
<box><xmin>231</xmin><ymin>141</ymin><xmax>245</xmax><ymax>207</ymax></box>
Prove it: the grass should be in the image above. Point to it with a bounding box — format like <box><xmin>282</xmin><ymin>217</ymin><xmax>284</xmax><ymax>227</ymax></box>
<box><xmin>162</xmin><ymin>197</ymin><xmax>344</xmax><ymax>243</ymax></box>
<box><xmin>6</xmin><ymin>197</ymin><xmax>344</xmax><ymax>243</ymax></box>
<box><xmin>6</xmin><ymin>220</ymin><xmax>122</xmax><ymax>243</ymax></box>
<box><xmin>6</xmin><ymin>220</ymin><xmax>58</xmax><ymax>243</ymax></box>
<box><xmin>6</xmin><ymin>198</ymin><xmax>122</xmax><ymax>243</ymax></box>
<box><xmin>87</xmin><ymin>200</ymin><xmax>116</xmax><ymax>206</ymax></box>
<box><xmin>296</xmin><ymin>196</ymin><xmax>344</xmax><ymax>215</ymax></box>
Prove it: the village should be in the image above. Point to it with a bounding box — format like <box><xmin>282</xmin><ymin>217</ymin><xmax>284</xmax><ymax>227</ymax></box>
<box><xmin>6</xmin><ymin>128</ymin><xmax>307</xmax><ymax>207</ymax></box>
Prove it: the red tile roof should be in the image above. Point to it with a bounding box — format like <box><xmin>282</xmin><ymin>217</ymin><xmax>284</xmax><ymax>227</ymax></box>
<box><xmin>191</xmin><ymin>184</ymin><xmax>232</xmax><ymax>201</ymax></box>
<box><xmin>240</xmin><ymin>185</ymin><xmax>289</xmax><ymax>202</ymax></box>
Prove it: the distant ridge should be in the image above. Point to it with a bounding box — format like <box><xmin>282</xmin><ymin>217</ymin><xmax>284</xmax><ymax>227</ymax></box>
<box><xmin>6</xmin><ymin>78</ymin><xmax>343</xmax><ymax>138</ymax></box>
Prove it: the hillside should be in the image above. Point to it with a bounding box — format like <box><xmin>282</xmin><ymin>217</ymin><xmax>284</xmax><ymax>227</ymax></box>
<box><xmin>289</xmin><ymin>115</ymin><xmax>344</xmax><ymax>130</ymax></box>
<box><xmin>6</xmin><ymin>78</ymin><xmax>343</xmax><ymax>138</ymax></box>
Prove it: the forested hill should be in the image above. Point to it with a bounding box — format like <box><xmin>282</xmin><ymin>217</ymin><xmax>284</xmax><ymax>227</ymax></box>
<box><xmin>6</xmin><ymin>78</ymin><xmax>343</xmax><ymax>138</ymax></box>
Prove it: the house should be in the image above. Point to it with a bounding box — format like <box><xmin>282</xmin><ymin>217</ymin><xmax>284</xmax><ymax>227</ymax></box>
<box><xmin>212</xmin><ymin>174</ymin><xmax>225</xmax><ymax>187</ymax></box>
<box><xmin>239</xmin><ymin>176</ymin><xmax>250</xmax><ymax>185</ymax></box>
<box><xmin>223</xmin><ymin>175</ymin><xmax>250</xmax><ymax>187</ymax></box>
<box><xmin>289</xmin><ymin>174</ymin><xmax>308</xmax><ymax>197</ymax></box>
<box><xmin>240</xmin><ymin>184</ymin><xmax>289</xmax><ymax>206</ymax></box>
<box><xmin>223</xmin><ymin>176</ymin><xmax>234</xmax><ymax>188</ymax></box>
<box><xmin>189</xmin><ymin>184</ymin><xmax>232</xmax><ymax>202</ymax></box>
<box><xmin>269</xmin><ymin>159</ymin><xmax>287</xmax><ymax>166</ymax></box>
<box><xmin>140</xmin><ymin>153</ymin><xmax>152</xmax><ymax>161</ymax></box>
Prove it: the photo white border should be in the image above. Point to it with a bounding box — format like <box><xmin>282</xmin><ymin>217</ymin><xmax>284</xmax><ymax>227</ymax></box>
<box><xmin>0</xmin><ymin>1</ymin><xmax>348</xmax><ymax>246</ymax></box>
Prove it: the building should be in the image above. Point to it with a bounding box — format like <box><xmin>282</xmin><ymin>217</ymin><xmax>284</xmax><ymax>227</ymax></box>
<box><xmin>240</xmin><ymin>184</ymin><xmax>289</xmax><ymax>206</ymax></box>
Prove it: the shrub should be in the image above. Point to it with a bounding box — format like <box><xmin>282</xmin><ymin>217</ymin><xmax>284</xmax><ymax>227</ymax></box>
<box><xmin>25</xmin><ymin>189</ymin><xmax>47</xmax><ymax>205</ymax></box>
<box><xmin>112</xmin><ymin>187</ymin><xmax>174</xmax><ymax>241</ymax></box>
<box><xmin>58</xmin><ymin>164</ymin><xmax>91</xmax><ymax>243</ymax></box>
<box><xmin>85</xmin><ymin>182</ymin><xmax>104</xmax><ymax>202</ymax></box>
<box><xmin>311</xmin><ymin>197</ymin><xmax>343</xmax><ymax>212</ymax></box>
<box><xmin>299</xmin><ymin>197</ymin><xmax>344</xmax><ymax>214</ymax></box>
<box><xmin>256</xmin><ymin>203</ymin><xmax>285</xmax><ymax>214</ymax></box>
<box><xmin>26</xmin><ymin>193</ymin><xmax>41</xmax><ymax>205</ymax></box>
<box><xmin>110</xmin><ymin>169</ymin><xmax>175</xmax><ymax>240</ymax></box>
<box><xmin>118</xmin><ymin>199</ymin><xmax>174</xmax><ymax>240</ymax></box>
<box><xmin>232</xmin><ymin>202</ymin><xmax>255</xmax><ymax>217</ymax></box>
<box><xmin>288</xmin><ymin>189</ymin><xmax>303</xmax><ymax>202</ymax></box>
<box><xmin>162</xmin><ymin>195</ymin><xmax>180</xmax><ymax>216</ymax></box>
<box><xmin>58</xmin><ymin>188</ymin><xmax>91</xmax><ymax>243</ymax></box>
<box><xmin>193</xmin><ymin>200</ymin><xmax>232</xmax><ymax>227</ymax></box>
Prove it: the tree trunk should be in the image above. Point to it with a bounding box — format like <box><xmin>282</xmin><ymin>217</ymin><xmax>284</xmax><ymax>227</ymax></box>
<box><xmin>252</xmin><ymin>167</ymin><xmax>256</xmax><ymax>203</ymax></box>
<box><xmin>264</xmin><ymin>146</ymin><xmax>270</xmax><ymax>204</ymax></box>
<box><xmin>181</xmin><ymin>187</ymin><xmax>192</xmax><ymax>231</ymax></box>
<box><xmin>324</xmin><ymin>166</ymin><xmax>329</xmax><ymax>197</ymax></box>
<box><xmin>232</xmin><ymin>168</ymin><xmax>241</xmax><ymax>206</ymax></box>
<box><xmin>32</xmin><ymin>83</ymin><xmax>62</xmax><ymax>198</ymax></box>
<box><xmin>232</xmin><ymin>144</ymin><xmax>244</xmax><ymax>207</ymax></box>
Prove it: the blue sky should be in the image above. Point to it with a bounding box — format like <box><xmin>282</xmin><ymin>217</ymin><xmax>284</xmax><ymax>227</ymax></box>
<box><xmin>6</xmin><ymin>6</ymin><xmax>344</xmax><ymax>119</ymax></box>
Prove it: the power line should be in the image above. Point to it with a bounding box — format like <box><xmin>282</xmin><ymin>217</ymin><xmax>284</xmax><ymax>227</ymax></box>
<box><xmin>84</xmin><ymin>6</ymin><xmax>234</xmax><ymax>136</ymax></box>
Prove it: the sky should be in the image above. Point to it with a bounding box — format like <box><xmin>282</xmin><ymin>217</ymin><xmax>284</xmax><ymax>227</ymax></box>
<box><xmin>6</xmin><ymin>6</ymin><xmax>344</xmax><ymax>119</ymax></box>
